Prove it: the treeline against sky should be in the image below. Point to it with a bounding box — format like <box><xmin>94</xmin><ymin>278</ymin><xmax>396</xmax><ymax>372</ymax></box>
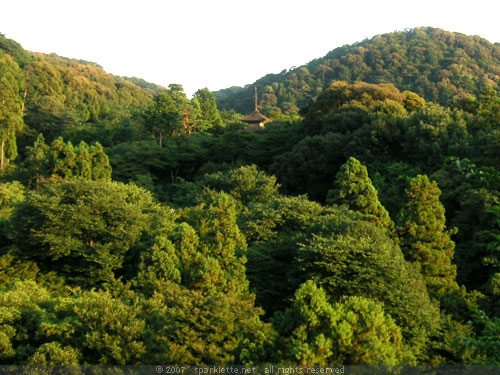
<box><xmin>215</xmin><ymin>27</ymin><xmax>500</xmax><ymax>115</ymax></box>
<box><xmin>1</xmin><ymin>30</ymin><xmax>500</xmax><ymax>365</ymax></box>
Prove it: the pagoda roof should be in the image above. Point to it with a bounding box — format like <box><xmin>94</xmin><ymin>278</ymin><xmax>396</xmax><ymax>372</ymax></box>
<box><xmin>241</xmin><ymin>110</ymin><xmax>272</xmax><ymax>124</ymax></box>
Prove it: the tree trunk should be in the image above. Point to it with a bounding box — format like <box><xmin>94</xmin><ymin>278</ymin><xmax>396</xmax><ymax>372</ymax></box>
<box><xmin>22</xmin><ymin>87</ymin><xmax>28</xmax><ymax>112</ymax></box>
<box><xmin>159</xmin><ymin>132</ymin><xmax>163</xmax><ymax>147</ymax></box>
<box><xmin>22</xmin><ymin>70</ymin><xmax>30</xmax><ymax>113</ymax></box>
<box><xmin>1</xmin><ymin>139</ymin><xmax>4</xmax><ymax>172</ymax></box>
<box><xmin>6</xmin><ymin>129</ymin><xmax>10</xmax><ymax>166</ymax></box>
<box><xmin>170</xmin><ymin>168</ymin><xmax>179</xmax><ymax>184</ymax></box>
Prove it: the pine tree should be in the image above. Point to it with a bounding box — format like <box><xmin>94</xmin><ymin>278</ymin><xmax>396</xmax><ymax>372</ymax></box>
<box><xmin>273</xmin><ymin>280</ymin><xmax>412</xmax><ymax>365</ymax></box>
<box><xmin>143</xmin><ymin>92</ymin><xmax>181</xmax><ymax>146</ymax></box>
<box><xmin>0</xmin><ymin>280</ymin><xmax>147</xmax><ymax>364</ymax></box>
<box><xmin>89</xmin><ymin>142</ymin><xmax>112</xmax><ymax>180</ymax></box>
<box><xmin>47</xmin><ymin>136</ymin><xmax>67</xmax><ymax>177</ymax></box>
<box><xmin>327</xmin><ymin>157</ymin><xmax>393</xmax><ymax>230</ymax></box>
<box><xmin>297</xmin><ymin>220</ymin><xmax>440</xmax><ymax>355</ymax></box>
<box><xmin>179</xmin><ymin>190</ymin><xmax>248</xmax><ymax>294</ymax></box>
<box><xmin>75</xmin><ymin>141</ymin><xmax>92</xmax><ymax>179</ymax></box>
<box><xmin>397</xmin><ymin>174</ymin><xmax>458</xmax><ymax>297</ymax></box>
<box><xmin>273</xmin><ymin>280</ymin><xmax>338</xmax><ymax>365</ymax></box>
<box><xmin>53</xmin><ymin>140</ymin><xmax>76</xmax><ymax>179</ymax></box>
<box><xmin>10</xmin><ymin>179</ymin><xmax>169</xmax><ymax>286</ymax></box>
<box><xmin>25</xmin><ymin>136</ymin><xmax>112</xmax><ymax>186</ymax></box>
<box><xmin>193</xmin><ymin>88</ymin><xmax>223</xmax><ymax>129</ymax></box>
<box><xmin>25</xmin><ymin>134</ymin><xmax>50</xmax><ymax>189</ymax></box>
<box><xmin>200</xmin><ymin>164</ymin><xmax>280</xmax><ymax>206</ymax></box>
<box><xmin>141</xmin><ymin>191</ymin><xmax>274</xmax><ymax>364</ymax></box>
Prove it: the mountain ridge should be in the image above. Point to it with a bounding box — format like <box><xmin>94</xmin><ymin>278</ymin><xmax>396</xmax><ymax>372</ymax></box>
<box><xmin>214</xmin><ymin>27</ymin><xmax>500</xmax><ymax>114</ymax></box>
<box><xmin>0</xmin><ymin>33</ymin><xmax>164</xmax><ymax>143</ymax></box>
<box><xmin>2</xmin><ymin>27</ymin><xmax>499</xmax><ymax>120</ymax></box>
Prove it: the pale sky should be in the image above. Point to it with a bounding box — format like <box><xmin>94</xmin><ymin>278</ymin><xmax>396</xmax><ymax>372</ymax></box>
<box><xmin>1</xmin><ymin>0</ymin><xmax>499</xmax><ymax>97</ymax></box>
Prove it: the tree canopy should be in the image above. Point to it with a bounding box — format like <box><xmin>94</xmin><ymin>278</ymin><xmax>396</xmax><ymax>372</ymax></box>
<box><xmin>1</xmin><ymin>28</ymin><xmax>500</xmax><ymax>366</ymax></box>
<box><xmin>215</xmin><ymin>27</ymin><xmax>500</xmax><ymax>114</ymax></box>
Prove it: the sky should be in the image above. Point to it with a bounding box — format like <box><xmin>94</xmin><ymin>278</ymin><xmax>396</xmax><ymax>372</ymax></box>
<box><xmin>1</xmin><ymin>0</ymin><xmax>499</xmax><ymax>97</ymax></box>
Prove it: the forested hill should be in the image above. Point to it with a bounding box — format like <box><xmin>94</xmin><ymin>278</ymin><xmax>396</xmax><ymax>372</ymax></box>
<box><xmin>0</xmin><ymin>33</ymin><xmax>161</xmax><ymax>140</ymax></box>
<box><xmin>2</xmin><ymin>26</ymin><xmax>500</xmax><ymax>365</ymax></box>
<box><xmin>214</xmin><ymin>27</ymin><xmax>500</xmax><ymax>114</ymax></box>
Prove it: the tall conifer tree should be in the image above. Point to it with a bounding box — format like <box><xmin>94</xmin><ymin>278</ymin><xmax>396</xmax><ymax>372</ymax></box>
<box><xmin>327</xmin><ymin>157</ymin><xmax>393</xmax><ymax>230</ymax></box>
<box><xmin>143</xmin><ymin>93</ymin><xmax>181</xmax><ymax>146</ymax></box>
<box><xmin>193</xmin><ymin>88</ymin><xmax>223</xmax><ymax>129</ymax></box>
<box><xmin>397</xmin><ymin>175</ymin><xmax>458</xmax><ymax>297</ymax></box>
<box><xmin>25</xmin><ymin>134</ymin><xmax>49</xmax><ymax>189</ymax></box>
<box><xmin>273</xmin><ymin>280</ymin><xmax>411</xmax><ymax>365</ymax></box>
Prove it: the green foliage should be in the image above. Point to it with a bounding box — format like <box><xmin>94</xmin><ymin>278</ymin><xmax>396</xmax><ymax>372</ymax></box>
<box><xmin>271</xmin><ymin>82</ymin><xmax>474</xmax><ymax>208</ymax></box>
<box><xmin>29</xmin><ymin>342</ymin><xmax>81</xmax><ymax>365</ymax></box>
<box><xmin>200</xmin><ymin>164</ymin><xmax>280</xmax><ymax>207</ymax></box>
<box><xmin>220</xmin><ymin>109</ymin><xmax>245</xmax><ymax>123</ymax></box>
<box><xmin>271</xmin><ymin>132</ymin><xmax>344</xmax><ymax>201</ymax></box>
<box><xmin>24</xmin><ymin>135</ymin><xmax>111</xmax><ymax>187</ymax></box>
<box><xmin>403</xmin><ymin>103</ymin><xmax>470</xmax><ymax>167</ymax></box>
<box><xmin>430</xmin><ymin>158</ymin><xmax>500</xmax><ymax>291</ymax></box>
<box><xmin>1</xmin><ymin>27</ymin><xmax>500</xmax><ymax>366</ymax></box>
<box><xmin>483</xmin><ymin>206</ymin><xmax>500</xmax><ymax>312</ymax></box>
<box><xmin>193</xmin><ymin>88</ymin><xmax>223</xmax><ymax>129</ymax></box>
<box><xmin>24</xmin><ymin>96</ymin><xmax>81</xmax><ymax>140</ymax></box>
<box><xmin>0</xmin><ymin>184</ymin><xmax>274</xmax><ymax>366</ymax></box>
<box><xmin>0</xmin><ymin>33</ymin><xmax>32</xmax><ymax>67</ymax></box>
<box><xmin>403</xmin><ymin>91</ymin><xmax>427</xmax><ymax>112</ymax></box>
<box><xmin>397</xmin><ymin>175</ymin><xmax>458</xmax><ymax>298</ymax></box>
<box><xmin>327</xmin><ymin>157</ymin><xmax>393</xmax><ymax>230</ymax></box>
<box><xmin>0</xmin><ymin>181</ymin><xmax>25</xmax><ymax>248</ymax></box>
<box><xmin>0</xmin><ymin>280</ymin><xmax>57</xmax><ymax>363</ymax></box>
<box><xmin>10</xmin><ymin>178</ymin><xmax>173</xmax><ymax>286</ymax></box>
<box><xmin>18</xmin><ymin>52</ymin><xmax>153</xmax><ymax>144</ymax></box>
<box><xmin>271</xmin><ymin>83</ymin><xmax>432</xmax><ymax>202</ymax></box>
<box><xmin>299</xmin><ymin>81</ymin><xmax>411</xmax><ymax>136</ymax></box>
<box><xmin>0</xmin><ymin>53</ymin><xmax>24</xmax><ymax>172</ymax></box>
<box><xmin>0</xmin><ymin>181</ymin><xmax>24</xmax><ymax>219</ymax></box>
<box><xmin>0</xmin><ymin>280</ymin><xmax>146</xmax><ymax>364</ymax></box>
<box><xmin>203</xmin><ymin>125</ymin><xmax>257</xmax><ymax>165</ymax></box>
<box><xmin>142</xmin><ymin>92</ymin><xmax>181</xmax><ymax>145</ymax></box>
<box><xmin>297</xmin><ymin>219</ymin><xmax>440</xmax><ymax>357</ymax></box>
<box><xmin>142</xmin><ymin>282</ymin><xmax>273</xmax><ymax>365</ymax></box>
<box><xmin>139</xmin><ymin>191</ymin><xmax>273</xmax><ymax>365</ymax></box>
<box><xmin>134</xmin><ymin>236</ymin><xmax>181</xmax><ymax>296</ymax></box>
<box><xmin>241</xmin><ymin>195</ymin><xmax>326</xmax><ymax>315</ymax></box>
<box><xmin>273</xmin><ymin>280</ymin><xmax>412</xmax><ymax>365</ymax></box>
<box><xmin>23</xmin><ymin>134</ymin><xmax>50</xmax><ymax>188</ymax></box>
<box><xmin>168</xmin><ymin>164</ymin><xmax>280</xmax><ymax>209</ymax></box>
<box><xmin>474</xmin><ymin>87</ymin><xmax>500</xmax><ymax>131</ymax></box>
<box><xmin>216</xmin><ymin>27</ymin><xmax>500</xmax><ymax>113</ymax></box>
<box><xmin>455</xmin><ymin>310</ymin><xmax>500</xmax><ymax>364</ymax></box>
<box><xmin>114</xmin><ymin>75</ymin><xmax>166</xmax><ymax>95</ymax></box>
<box><xmin>372</xmin><ymin>162</ymin><xmax>422</xmax><ymax>217</ymax></box>
<box><xmin>179</xmin><ymin>191</ymin><xmax>248</xmax><ymax>294</ymax></box>
<box><xmin>107</xmin><ymin>134</ymin><xmax>214</xmax><ymax>197</ymax></box>
<box><xmin>0</xmin><ymin>251</ymin><xmax>40</xmax><ymax>288</ymax></box>
<box><xmin>457</xmin><ymin>188</ymin><xmax>500</xmax><ymax>288</ymax></box>
<box><xmin>304</xmin><ymin>81</ymin><xmax>408</xmax><ymax>116</ymax></box>
<box><xmin>242</xmin><ymin>192</ymin><xmax>440</xmax><ymax>359</ymax></box>
<box><xmin>0</xmin><ymin>276</ymin><xmax>272</xmax><ymax>366</ymax></box>
<box><xmin>56</xmin><ymin>289</ymin><xmax>146</xmax><ymax>364</ymax></box>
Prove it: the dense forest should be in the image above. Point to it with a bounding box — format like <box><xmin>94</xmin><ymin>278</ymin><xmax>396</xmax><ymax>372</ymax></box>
<box><xmin>215</xmin><ymin>27</ymin><xmax>500</xmax><ymax>115</ymax></box>
<box><xmin>1</xmin><ymin>28</ymin><xmax>500</xmax><ymax>365</ymax></box>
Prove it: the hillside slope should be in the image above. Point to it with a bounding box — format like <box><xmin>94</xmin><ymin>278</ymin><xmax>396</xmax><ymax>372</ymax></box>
<box><xmin>214</xmin><ymin>27</ymin><xmax>500</xmax><ymax>114</ymax></box>
<box><xmin>0</xmin><ymin>33</ymin><xmax>160</xmax><ymax>140</ymax></box>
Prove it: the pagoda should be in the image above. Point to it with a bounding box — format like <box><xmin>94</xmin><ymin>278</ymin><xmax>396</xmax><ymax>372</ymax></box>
<box><xmin>241</xmin><ymin>87</ymin><xmax>272</xmax><ymax>131</ymax></box>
